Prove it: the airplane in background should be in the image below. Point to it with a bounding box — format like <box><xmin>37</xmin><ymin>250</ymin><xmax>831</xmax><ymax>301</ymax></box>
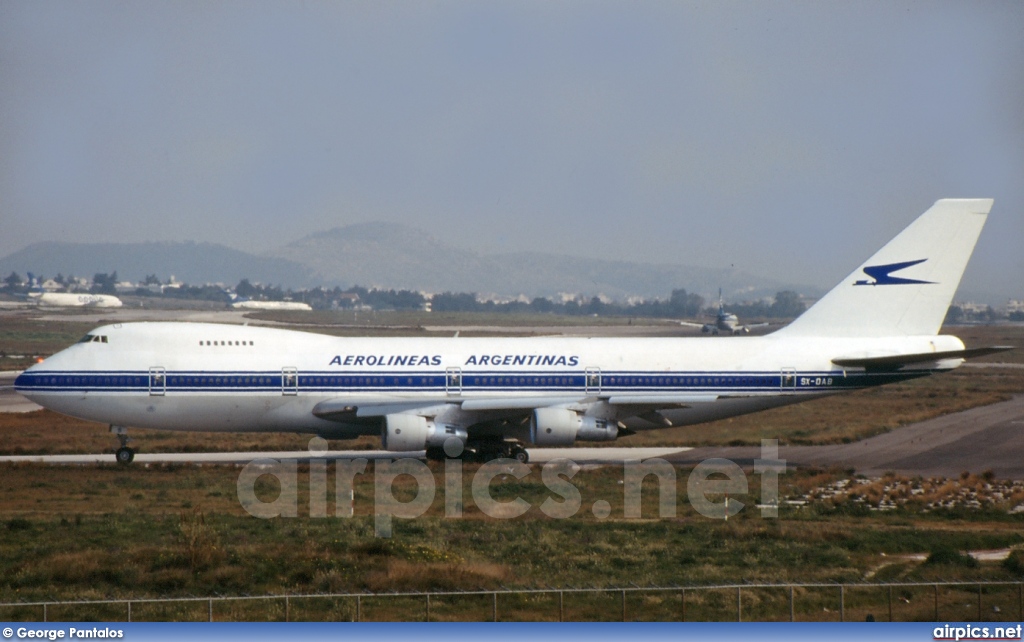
<box><xmin>28</xmin><ymin>292</ymin><xmax>123</xmax><ymax>308</ymax></box>
<box><xmin>231</xmin><ymin>299</ymin><xmax>312</xmax><ymax>311</ymax></box>
<box><xmin>679</xmin><ymin>289</ymin><xmax>769</xmax><ymax>335</ymax></box>
<box><xmin>21</xmin><ymin>273</ymin><xmax>123</xmax><ymax>308</ymax></box>
<box><xmin>15</xmin><ymin>199</ymin><xmax>1010</xmax><ymax>464</ymax></box>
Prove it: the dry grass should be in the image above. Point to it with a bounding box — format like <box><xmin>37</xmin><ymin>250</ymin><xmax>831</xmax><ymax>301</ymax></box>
<box><xmin>364</xmin><ymin>559</ymin><xmax>509</xmax><ymax>592</ymax></box>
<box><xmin>1</xmin><ymin>461</ymin><xmax>1023</xmax><ymax>620</ymax></box>
<box><xmin>952</xmin><ymin>324</ymin><xmax>1024</xmax><ymax>364</ymax></box>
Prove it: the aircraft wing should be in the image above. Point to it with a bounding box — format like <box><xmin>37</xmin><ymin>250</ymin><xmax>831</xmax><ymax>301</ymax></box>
<box><xmin>312</xmin><ymin>393</ymin><xmax>720</xmax><ymax>421</ymax></box>
<box><xmin>678</xmin><ymin>321</ymin><xmax>705</xmax><ymax>329</ymax></box>
<box><xmin>461</xmin><ymin>394</ymin><xmax>719</xmax><ymax>411</ymax></box>
<box><xmin>832</xmin><ymin>346</ymin><xmax>1013</xmax><ymax>371</ymax></box>
<box><xmin>312</xmin><ymin>397</ymin><xmax>448</xmax><ymax>420</ymax></box>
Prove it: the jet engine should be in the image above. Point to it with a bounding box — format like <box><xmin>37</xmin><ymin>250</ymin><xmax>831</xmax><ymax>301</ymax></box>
<box><xmin>529</xmin><ymin>407</ymin><xmax>618</xmax><ymax>446</ymax></box>
<box><xmin>382</xmin><ymin>414</ymin><xmax>467</xmax><ymax>451</ymax></box>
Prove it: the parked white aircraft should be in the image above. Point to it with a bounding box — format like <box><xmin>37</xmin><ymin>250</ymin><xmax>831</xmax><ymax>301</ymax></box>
<box><xmin>231</xmin><ymin>300</ymin><xmax>312</xmax><ymax>311</ymax></box>
<box><xmin>28</xmin><ymin>292</ymin><xmax>123</xmax><ymax>308</ymax></box>
<box><xmin>15</xmin><ymin>199</ymin><xmax>1009</xmax><ymax>463</ymax></box>
<box><xmin>679</xmin><ymin>289</ymin><xmax>769</xmax><ymax>335</ymax></box>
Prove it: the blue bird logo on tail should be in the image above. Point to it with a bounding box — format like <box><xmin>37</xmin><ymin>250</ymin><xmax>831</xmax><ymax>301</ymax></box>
<box><xmin>854</xmin><ymin>259</ymin><xmax>935</xmax><ymax>286</ymax></box>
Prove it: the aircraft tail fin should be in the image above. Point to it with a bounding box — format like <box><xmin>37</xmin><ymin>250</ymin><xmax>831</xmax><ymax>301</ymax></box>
<box><xmin>774</xmin><ymin>198</ymin><xmax>992</xmax><ymax>338</ymax></box>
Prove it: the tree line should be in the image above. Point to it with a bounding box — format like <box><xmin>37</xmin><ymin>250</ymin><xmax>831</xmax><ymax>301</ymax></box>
<box><xmin>2</xmin><ymin>270</ymin><xmax>809</xmax><ymax>319</ymax></box>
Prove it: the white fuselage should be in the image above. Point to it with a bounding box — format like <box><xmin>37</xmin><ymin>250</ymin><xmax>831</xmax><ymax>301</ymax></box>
<box><xmin>14</xmin><ymin>322</ymin><xmax>965</xmax><ymax>443</ymax></box>
<box><xmin>231</xmin><ymin>300</ymin><xmax>312</xmax><ymax>311</ymax></box>
<box><xmin>30</xmin><ymin>292</ymin><xmax>123</xmax><ymax>308</ymax></box>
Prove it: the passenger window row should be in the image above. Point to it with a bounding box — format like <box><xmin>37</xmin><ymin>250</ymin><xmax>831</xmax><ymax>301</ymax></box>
<box><xmin>28</xmin><ymin>373</ymin><xmax>778</xmax><ymax>388</ymax></box>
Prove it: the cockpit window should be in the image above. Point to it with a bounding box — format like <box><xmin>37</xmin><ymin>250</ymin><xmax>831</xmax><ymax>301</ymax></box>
<box><xmin>77</xmin><ymin>334</ymin><xmax>108</xmax><ymax>344</ymax></box>
<box><xmin>78</xmin><ymin>334</ymin><xmax>94</xmax><ymax>343</ymax></box>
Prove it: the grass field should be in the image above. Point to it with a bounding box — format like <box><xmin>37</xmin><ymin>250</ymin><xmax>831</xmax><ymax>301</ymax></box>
<box><xmin>1</xmin><ymin>313</ymin><xmax>1022</xmax><ymax>621</ymax></box>
<box><xmin>2</xmin><ymin>462</ymin><xmax>1024</xmax><ymax>616</ymax></box>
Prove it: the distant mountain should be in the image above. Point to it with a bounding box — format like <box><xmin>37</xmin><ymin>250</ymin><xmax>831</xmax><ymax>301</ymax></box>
<box><xmin>0</xmin><ymin>225</ymin><xmax>817</xmax><ymax>301</ymax></box>
<box><xmin>0</xmin><ymin>241</ymin><xmax>312</xmax><ymax>287</ymax></box>
<box><xmin>270</xmin><ymin>222</ymin><xmax>811</xmax><ymax>301</ymax></box>
<box><xmin>273</xmin><ymin>223</ymin><xmax>500</xmax><ymax>293</ymax></box>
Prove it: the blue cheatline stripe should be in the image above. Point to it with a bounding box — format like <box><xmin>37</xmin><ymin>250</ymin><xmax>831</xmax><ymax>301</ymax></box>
<box><xmin>14</xmin><ymin>368</ymin><xmax>930</xmax><ymax>396</ymax></box>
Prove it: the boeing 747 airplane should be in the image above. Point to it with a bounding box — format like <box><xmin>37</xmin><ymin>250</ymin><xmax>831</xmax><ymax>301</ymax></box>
<box><xmin>14</xmin><ymin>199</ymin><xmax>1010</xmax><ymax>463</ymax></box>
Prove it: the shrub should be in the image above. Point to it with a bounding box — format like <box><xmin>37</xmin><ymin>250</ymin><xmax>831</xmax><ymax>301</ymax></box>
<box><xmin>7</xmin><ymin>518</ymin><xmax>31</xmax><ymax>531</ymax></box>
<box><xmin>925</xmin><ymin>547</ymin><xmax>978</xmax><ymax>568</ymax></box>
<box><xmin>1002</xmin><ymin>550</ymin><xmax>1024</xmax><ymax>576</ymax></box>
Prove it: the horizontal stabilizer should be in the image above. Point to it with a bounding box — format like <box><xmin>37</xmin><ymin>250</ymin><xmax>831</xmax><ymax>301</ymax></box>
<box><xmin>832</xmin><ymin>346</ymin><xmax>1013</xmax><ymax>370</ymax></box>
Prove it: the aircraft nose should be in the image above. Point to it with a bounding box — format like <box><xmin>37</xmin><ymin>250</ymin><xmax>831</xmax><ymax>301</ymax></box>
<box><xmin>13</xmin><ymin>359</ymin><xmax>47</xmax><ymax>390</ymax></box>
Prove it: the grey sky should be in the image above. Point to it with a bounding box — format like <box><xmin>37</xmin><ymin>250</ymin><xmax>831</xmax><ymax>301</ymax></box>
<box><xmin>2</xmin><ymin>1</ymin><xmax>1022</xmax><ymax>301</ymax></box>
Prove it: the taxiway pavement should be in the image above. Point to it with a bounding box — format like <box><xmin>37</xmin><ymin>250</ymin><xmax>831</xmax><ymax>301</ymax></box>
<box><xmin>668</xmin><ymin>395</ymin><xmax>1024</xmax><ymax>479</ymax></box>
<box><xmin>0</xmin><ymin>447</ymin><xmax>689</xmax><ymax>466</ymax></box>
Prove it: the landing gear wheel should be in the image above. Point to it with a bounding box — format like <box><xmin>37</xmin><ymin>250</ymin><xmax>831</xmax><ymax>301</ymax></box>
<box><xmin>511</xmin><ymin>447</ymin><xmax>529</xmax><ymax>463</ymax></box>
<box><xmin>110</xmin><ymin>425</ymin><xmax>135</xmax><ymax>464</ymax></box>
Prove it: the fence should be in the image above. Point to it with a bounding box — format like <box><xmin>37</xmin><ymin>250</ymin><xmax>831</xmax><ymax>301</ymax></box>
<box><xmin>2</xmin><ymin>581</ymin><xmax>1022</xmax><ymax>623</ymax></box>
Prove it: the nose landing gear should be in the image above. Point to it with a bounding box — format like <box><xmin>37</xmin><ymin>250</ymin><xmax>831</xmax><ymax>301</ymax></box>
<box><xmin>110</xmin><ymin>425</ymin><xmax>135</xmax><ymax>464</ymax></box>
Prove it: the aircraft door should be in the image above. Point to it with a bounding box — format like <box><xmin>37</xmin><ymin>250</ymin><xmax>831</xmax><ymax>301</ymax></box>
<box><xmin>585</xmin><ymin>367</ymin><xmax>601</xmax><ymax>395</ymax></box>
<box><xmin>282</xmin><ymin>367</ymin><xmax>298</xmax><ymax>396</ymax></box>
<box><xmin>446</xmin><ymin>367</ymin><xmax>462</xmax><ymax>396</ymax></box>
<box><xmin>780</xmin><ymin>368</ymin><xmax>797</xmax><ymax>393</ymax></box>
<box><xmin>148</xmin><ymin>367</ymin><xmax>166</xmax><ymax>396</ymax></box>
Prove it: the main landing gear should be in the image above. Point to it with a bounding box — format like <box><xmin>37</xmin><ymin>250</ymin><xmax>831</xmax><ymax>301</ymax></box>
<box><xmin>425</xmin><ymin>440</ymin><xmax>529</xmax><ymax>463</ymax></box>
<box><xmin>510</xmin><ymin>444</ymin><xmax>529</xmax><ymax>463</ymax></box>
<box><xmin>110</xmin><ymin>425</ymin><xmax>135</xmax><ymax>464</ymax></box>
<box><xmin>482</xmin><ymin>441</ymin><xmax>528</xmax><ymax>463</ymax></box>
